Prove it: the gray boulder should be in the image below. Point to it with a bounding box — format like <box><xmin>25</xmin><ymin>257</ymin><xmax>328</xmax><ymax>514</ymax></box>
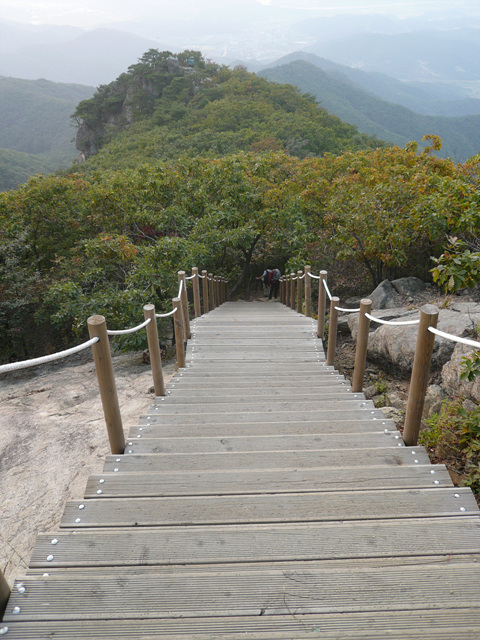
<box><xmin>369</xmin><ymin>279</ymin><xmax>399</xmax><ymax>309</ymax></box>
<box><xmin>441</xmin><ymin>342</ymin><xmax>480</xmax><ymax>404</ymax></box>
<box><xmin>391</xmin><ymin>277</ymin><xmax>428</xmax><ymax>297</ymax></box>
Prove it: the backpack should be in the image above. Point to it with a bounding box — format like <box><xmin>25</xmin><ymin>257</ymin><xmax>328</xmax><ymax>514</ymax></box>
<box><xmin>271</xmin><ymin>268</ymin><xmax>281</xmax><ymax>282</ymax></box>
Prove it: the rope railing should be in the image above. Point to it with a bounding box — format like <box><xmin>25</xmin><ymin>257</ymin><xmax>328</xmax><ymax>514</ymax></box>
<box><xmin>106</xmin><ymin>318</ymin><xmax>152</xmax><ymax>336</ymax></box>
<box><xmin>156</xmin><ymin>308</ymin><xmax>178</xmax><ymax>318</ymax></box>
<box><xmin>365</xmin><ymin>313</ymin><xmax>420</xmax><ymax>326</ymax></box>
<box><xmin>1</xmin><ymin>266</ymin><xmax>227</xmax><ymax>462</ymax></box>
<box><xmin>335</xmin><ymin>305</ymin><xmax>361</xmax><ymax>313</ymax></box>
<box><xmin>0</xmin><ymin>337</ymin><xmax>99</xmax><ymax>375</ymax></box>
<box><xmin>279</xmin><ymin>263</ymin><xmax>480</xmax><ymax>448</ymax></box>
<box><xmin>428</xmin><ymin>326</ymin><xmax>480</xmax><ymax>349</ymax></box>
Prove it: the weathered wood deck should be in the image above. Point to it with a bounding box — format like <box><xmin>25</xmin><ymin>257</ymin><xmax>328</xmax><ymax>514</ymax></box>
<box><xmin>3</xmin><ymin>300</ymin><xmax>480</xmax><ymax>638</ymax></box>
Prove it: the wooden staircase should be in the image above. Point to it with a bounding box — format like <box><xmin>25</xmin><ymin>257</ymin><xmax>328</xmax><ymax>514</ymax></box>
<box><xmin>2</xmin><ymin>301</ymin><xmax>480</xmax><ymax>638</ymax></box>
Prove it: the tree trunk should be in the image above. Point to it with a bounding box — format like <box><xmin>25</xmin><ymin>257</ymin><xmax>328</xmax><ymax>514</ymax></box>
<box><xmin>228</xmin><ymin>234</ymin><xmax>262</xmax><ymax>299</ymax></box>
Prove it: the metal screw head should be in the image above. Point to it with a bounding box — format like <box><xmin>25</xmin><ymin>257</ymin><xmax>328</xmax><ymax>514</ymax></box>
<box><xmin>0</xmin><ymin>626</ymin><xmax>8</xmax><ymax>634</ymax></box>
<box><xmin>99</xmin><ymin>479</ymin><xmax>105</xmax><ymax>484</ymax></box>
<box><xmin>46</xmin><ymin>555</ymin><xmax>54</xmax><ymax>562</ymax></box>
<box><xmin>460</xmin><ymin>507</ymin><xmax>467</xmax><ymax>512</ymax></box>
<box><xmin>75</xmin><ymin>518</ymin><xmax>81</xmax><ymax>523</ymax></box>
<box><xmin>114</xmin><ymin>468</ymin><xmax>119</xmax><ymax>472</ymax></box>
<box><xmin>12</xmin><ymin>607</ymin><xmax>20</xmax><ymax>615</ymax></box>
<box><xmin>97</xmin><ymin>490</ymin><xmax>102</xmax><ymax>495</ymax></box>
<box><xmin>51</xmin><ymin>539</ymin><xmax>58</xmax><ymax>545</ymax></box>
<box><xmin>454</xmin><ymin>493</ymin><xmax>460</xmax><ymax>498</ymax></box>
<box><xmin>78</xmin><ymin>504</ymin><xmax>85</xmax><ymax>510</ymax></box>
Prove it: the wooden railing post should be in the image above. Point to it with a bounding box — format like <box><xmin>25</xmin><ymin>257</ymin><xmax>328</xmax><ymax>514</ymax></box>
<box><xmin>304</xmin><ymin>265</ymin><xmax>311</xmax><ymax>317</ymax></box>
<box><xmin>214</xmin><ymin>276</ymin><xmax>219</xmax><ymax>307</ymax></box>
<box><xmin>178</xmin><ymin>271</ymin><xmax>191</xmax><ymax>340</ymax></box>
<box><xmin>172</xmin><ymin>297</ymin><xmax>186</xmax><ymax>368</ymax></box>
<box><xmin>296</xmin><ymin>270</ymin><xmax>303</xmax><ymax>313</ymax></box>
<box><xmin>317</xmin><ymin>270</ymin><xmax>328</xmax><ymax>339</ymax></box>
<box><xmin>202</xmin><ymin>270</ymin><xmax>209</xmax><ymax>314</ymax></box>
<box><xmin>403</xmin><ymin>304</ymin><xmax>439</xmax><ymax>446</ymax></box>
<box><xmin>279</xmin><ymin>277</ymin><xmax>285</xmax><ymax>305</ymax></box>
<box><xmin>1</xmin><ymin>570</ymin><xmax>10</xmax><ymax>617</ymax></box>
<box><xmin>143</xmin><ymin>304</ymin><xmax>165</xmax><ymax>396</ymax></box>
<box><xmin>208</xmin><ymin>273</ymin><xmax>215</xmax><ymax>310</ymax></box>
<box><xmin>290</xmin><ymin>274</ymin><xmax>295</xmax><ymax>309</ymax></box>
<box><xmin>326</xmin><ymin>296</ymin><xmax>340</xmax><ymax>367</ymax></box>
<box><xmin>192</xmin><ymin>267</ymin><xmax>201</xmax><ymax>318</ymax></box>
<box><xmin>352</xmin><ymin>298</ymin><xmax>372</xmax><ymax>393</ymax></box>
<box><xmin>87</xmin><ymin>315</ymin><xmax>125</xmax><ymax>455</ymax></box>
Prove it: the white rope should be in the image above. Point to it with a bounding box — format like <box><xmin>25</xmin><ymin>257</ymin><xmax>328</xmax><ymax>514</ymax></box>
<box><xmin>299</xmin><ymin>274</ymin><xmax>305</xmax><ymax>279</ymax></box>
<box><xmin>335</xmin><ymin>306</ymin><xmax>361</xmax><ymax>313</ymax></box>
<box><xmin>185</xmin><ymin>274</ymin><xmax>195</xmax><ymax>280</ymax></box>
<box><xmin>107</xmin><ymin>317</ymin><xmax>151</xmax><ymax>336</ymax></box>
<box><xmin>0</xmin><ymin>337</ymin><xmax>100</xmax><ymax>374</ymax></box>
<box><xmin>198</xmin><ymin>274</ymin><xmax>206</xmax><ymax>279</ymax></box>
<box><xmin>323</xmin><ymin>280</ymin><xmax>333</xmax><ymax>301</ymax></box>
<box><xmin>291</xmin><ymin>276</ymin><xmax>298</xmax><ymax>281</ymax></box>
<box><xmin>428</xmin><ymin>326</ymin><xmax>480</xmax><ymax>349</ymax></box>
<box><xmin>308</xmin><ymin>272</ymin><xmax>320</xmax><ymax>279</ymax></box>
<box><xmin>365</xmin><ymin>313</ymin><xmax>420</xmax><ymax>326</ymax></box>
<box><xmin>177</xmin><ymin>279</ymin><xmax>183</xmax><ymax>298</ymax></box>
<box><xmin>156</xmin><ymin>308</ymin><xmax>177</xmax><ymax>318</ymax></box>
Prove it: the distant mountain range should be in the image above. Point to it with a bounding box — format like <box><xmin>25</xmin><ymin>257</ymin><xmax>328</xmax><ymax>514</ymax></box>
<box><xmin>259</xmin><ymin>57</ymin><xmax>480</xmax><ymax>162</ymax></box>
<box><xmin>0</xmin><ymin>21</ymin><xmax>164</xmax><ymax>86</ymax></box>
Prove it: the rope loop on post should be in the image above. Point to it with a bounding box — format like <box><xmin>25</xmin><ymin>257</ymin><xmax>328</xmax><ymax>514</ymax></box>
<box><xmin>185</xmin><ymin>274</ymin><xmax>196</xmax><ymax>280</ymax></box>
<box><xmin>308</xmin><ymin>272</ymin><xmax>320</xmax><ymax>279</ymax></box>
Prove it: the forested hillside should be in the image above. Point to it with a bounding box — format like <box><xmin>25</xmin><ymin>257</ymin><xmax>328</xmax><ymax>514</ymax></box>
<box><xmin>71</xmin><ymin>50</ymin><xmax>381</xmax><ymax>171</ymax></box>
<box><xmin>0</xmin><ymin>76</ymin><xmax>94</xmax><ymax>190</ymax></box>
<box><xmin>260</xmin><ymin>60</ymin><xmax>480</xmax><ymax>162</ymax></box>
<box><xmin>1</xmin><ymin>50</ymin><xmax>479</xmax><ymax>367</ymax></box>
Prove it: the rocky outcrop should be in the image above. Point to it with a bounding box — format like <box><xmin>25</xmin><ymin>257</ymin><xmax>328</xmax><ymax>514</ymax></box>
<box><xmin>343</xmin><ymin>280</ymin><xmax>480</xmax><ymax>403</ymax></box>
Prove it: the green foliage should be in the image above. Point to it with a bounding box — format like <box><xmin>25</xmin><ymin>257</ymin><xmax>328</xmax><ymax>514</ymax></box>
<box><xmin>72</xmin><ymin>50</ymin><xmax>382</xmax><ymax>170</ymax></box>
<box><xmin>461</xmin><ymin>351</ymin><xmax>480</xmax><ymax>382</ymax></box>
<box><xmin>419</xmin><ymin>399</ymin><xmax>480</xmax><ymax>493</ymax></box>
<box><xmin>431</xmin><ymin>237</ymin><xmax>480</xmax><ymax>293</ymax></box>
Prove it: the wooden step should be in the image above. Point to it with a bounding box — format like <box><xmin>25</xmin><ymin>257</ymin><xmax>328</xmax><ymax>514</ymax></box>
<box><xmin>123</xmin><ymin>432</ymin><xmax>403</xmax><ymax>454</ymax></box>
<box><xmin>103</xmin><ymin>447</ymin><xmax>430</xmax><ymax>473</ymax></box>
<box><xmin>30</xmin><ymin>516</ymin><xmax>477</xmax><ymax>568</ymax></box>
<box><xmin>60</xmin><ymin>487</ymin><xmax>478</xmax><ymax>528</ymax></box>
<box><xmin>84</xmin><ymin>464</ymin><xmax>452</xmax><ymax>498</ymax></box>
<box><xmin>5</xmin><ymin>562</ymin><xmax>480</xmax><ymax>622</ymax></box>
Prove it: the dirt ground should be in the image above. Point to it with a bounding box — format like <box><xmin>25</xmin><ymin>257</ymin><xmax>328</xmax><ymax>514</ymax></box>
<box><xmin>0</xmin><ymin>351</ymin><xmax>176</xmax><ymax>586</ymax></box>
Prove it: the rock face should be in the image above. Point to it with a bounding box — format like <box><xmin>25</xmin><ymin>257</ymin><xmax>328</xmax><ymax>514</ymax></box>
<box><xmin>0</xmin><ymin>352</ymin><xmax>176</xmax><ymax>585</ymax></box>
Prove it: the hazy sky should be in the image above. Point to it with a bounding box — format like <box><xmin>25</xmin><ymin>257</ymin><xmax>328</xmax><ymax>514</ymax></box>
<box><xmin>1</xmin><ymin>0</ymin><xmax>477</xmax><ymax>28</ymax></box>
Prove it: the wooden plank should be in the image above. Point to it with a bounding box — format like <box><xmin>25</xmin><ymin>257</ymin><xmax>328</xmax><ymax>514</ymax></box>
<box><xmin>84</xmin><ymin>464</ymin><xmax>452</xmax><ymax>498</ymax></box>
<box><xmin>60</xmin><ymin>488</ymin><xmax>478</xmax><ymax>528</ymax></box>
<box><xmin>123</xmin><ymin>432</ymin><xmax>403</xmax><ymax>454</ymax></box>
<box><xmin>30</xmin><ymin>517</ymin><xmax>479</xmax><ymax>567</ymax></box>
<box><xmin>146</xmin><ymin>399</ymin><xmax>376</xmax><ymax>414</ymax></box>
<box><xmin>5</xmin><ymin>563</ymin><xmax>480</xmax><ymax>621</ymax></box>
<box><xmin>140</xmin><ymin>409</ymin><xmax>388</xmax><ymax>424</ymax></box>
<box><xmin>128</xmin><ymin>419</ymin><xmax>397</xmax><ymax>437</ymax></box>
<box><xmin>103</xmin><ymin>447</ymin><xmax>430</xmax><ymax>472</ymax></box>
<box><xmin>159</xmin><ymin>390</ymin><xmax>357</xmax><ymax>403</ymax></box>
<box><xmin>4</xmin><ymin>609</ymin><xmax>480</xmax><ymax>640</ymax></box>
